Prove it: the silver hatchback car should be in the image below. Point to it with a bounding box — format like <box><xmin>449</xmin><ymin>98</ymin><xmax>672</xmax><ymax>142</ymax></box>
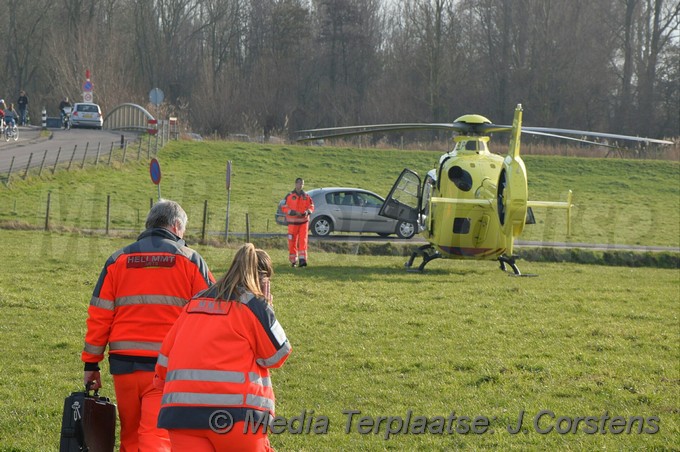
<box><xmin>70</xmin><ymin>102</ymin><xmax>103</xmax><ymax>129</ymax></box>
<box><xmin>276</xmin><ymin>187</ymin><xmax>416</xmax><ymax>239</ymax></box>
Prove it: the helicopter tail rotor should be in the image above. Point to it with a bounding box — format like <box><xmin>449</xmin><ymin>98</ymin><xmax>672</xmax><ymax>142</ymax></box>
<box><xmin>498</xmin><ymin>105</ymin><xmax>529</xmax><ymax>256</ymax></box>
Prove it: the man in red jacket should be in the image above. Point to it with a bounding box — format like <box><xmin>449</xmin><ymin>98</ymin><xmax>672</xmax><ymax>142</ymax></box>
<box><xmin>282</xmin><ymin>177</ymin><xmax>314</xmax><ymax>267</ymax></box>
<box><xmin>82</xmin><ymin>199</ymin><xmax>214</xmax><ymax>451</ymax></box>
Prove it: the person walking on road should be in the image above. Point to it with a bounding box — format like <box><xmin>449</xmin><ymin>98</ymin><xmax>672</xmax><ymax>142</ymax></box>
<box><xmin>81</xmin><ymin>199</ymin><xmax>215</xmax><ymax>452</ymax></box>
<box><xmin>282</xmin><ymin>177</ymin><xmax>314</xmax><ymax>267</ymax></box>
<box><xmin>17</xmin><ymin>90</ymin><xmax>28</xmax><ymax>126</ymax></box>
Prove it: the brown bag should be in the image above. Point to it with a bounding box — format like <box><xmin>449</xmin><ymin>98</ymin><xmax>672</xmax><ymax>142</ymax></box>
<box><xmin>60</xmin><ymin>385</ymin><xmax>117</xmax><ymax>452</ymax></box>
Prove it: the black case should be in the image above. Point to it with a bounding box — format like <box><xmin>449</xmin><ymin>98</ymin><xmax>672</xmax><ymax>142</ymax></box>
<box><xmin>60</xmin><ymin>386</ymin><xmax>117</xmax><ymax>452</ymax></box>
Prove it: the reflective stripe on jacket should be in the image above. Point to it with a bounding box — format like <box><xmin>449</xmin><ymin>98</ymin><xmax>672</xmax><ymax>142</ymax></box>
<box><xmin>82</xmin><ymin>228</ymin><xmax>214</xmax><ymax>364</ymax></box>
<box><xmin>282</xmin><ymin>190</ymin><xmax>314</xmax><ymax>224</ymax></box>
<box><xmin>155</xmin><ymin>289</ymin><xmax>292</xmax><ymax>430</ymax></box>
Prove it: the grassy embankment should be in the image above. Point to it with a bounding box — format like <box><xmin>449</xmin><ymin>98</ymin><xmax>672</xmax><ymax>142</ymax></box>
<box><xmin>1</xmin><ymin>140</ymin><xmax>678</xmax><ymax>255</ymax></box>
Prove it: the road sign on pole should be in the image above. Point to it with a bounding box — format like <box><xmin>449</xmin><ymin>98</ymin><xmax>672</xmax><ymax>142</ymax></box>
<box><xmin>149</xmin><ymin>88</ymin><xmax>164</xmax><ymax>106</ymax></box>
<box><xmin>150</xmin><ymin>158</ymin><xmax>162</xmax><ymax>201</ymax></box>
<box><xmin>148</xmin><ymin>118</ymin><xmax>158</xmax><ymax>135</ymax></box>
<box><xmin>225</xmin><ymin>160</ymin><xmax>232</xmax><ymax>242</ymax></box>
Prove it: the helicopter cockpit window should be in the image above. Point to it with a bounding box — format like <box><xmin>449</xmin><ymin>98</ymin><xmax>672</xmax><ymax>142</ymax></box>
<box><xmin>448</xmin><ymin>166</ymin><xmax>473</xmax><ymax>192</ymax></box>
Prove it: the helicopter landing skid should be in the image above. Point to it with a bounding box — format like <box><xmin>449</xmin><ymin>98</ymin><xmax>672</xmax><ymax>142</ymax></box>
<box><xmin>498</xmin><ymin>255</ymin><xmax>537</xmax><ymax>277</ymax></box>
<box><xmin>405</xmin><ymin>245</ymin><xmax>442</xmax><ymax>272</ymax></box>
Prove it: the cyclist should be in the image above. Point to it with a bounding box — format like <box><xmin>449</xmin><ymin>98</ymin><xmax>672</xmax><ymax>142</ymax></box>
<box><xmin>3</xmin><ymin>103</ymin><xmax>17</xmax><ymax>128</ymax></box>
<box><xmin>59</xmin><ymin>96</ymin><xmax>72</xmax><ymax>127</ymax></box>
<box><xmin>0</xmin><ymin>100</ymin><xmax>6</xmax><ymax>131</ymax></box>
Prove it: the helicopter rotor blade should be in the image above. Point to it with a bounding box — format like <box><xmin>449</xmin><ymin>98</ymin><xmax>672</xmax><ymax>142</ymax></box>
<box><xmin>520</xmin><ymin>130</ymin><xmax>623</xmax><ymax>149</ymax></box>
<box><xmin>296</xmin><ymin>120</ymin><xmax>672</xmax><ymax>146</ymax></box>
<box><xmin>296</xmin><ymin>122</ymin><xmax>513</xmax><ymax>141</ymax></box>
<box><xmin>296</xmin><ymin>123</ymin><xmax>461</xmax><ymax>141</ymax></box>
<box><xmin>298</xmin><ymin>123</ymin><xmax>455</xmax><ymax>133</ymax></box>
<box><xmin>521</xmin><ymin>126</ymin><xmax>673</xmax><ymax>145</ymax></box>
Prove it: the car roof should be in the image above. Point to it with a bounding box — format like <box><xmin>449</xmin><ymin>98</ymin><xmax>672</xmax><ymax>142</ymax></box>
<box><xmin>309</xmin><ymin>187</ymin><xmax>379</xmax><ymax>194</ymax></box>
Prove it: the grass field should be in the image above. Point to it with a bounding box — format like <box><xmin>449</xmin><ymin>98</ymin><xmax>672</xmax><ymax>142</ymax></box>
<box><xmin>0</xmin><ymin>230</ymin><xmax>678</xmax><ymax>451</ymax></box>
<box><xmin>0</xmin><ymin>140</ymin><xmax>678</xmax><ymax>450</ymax></box>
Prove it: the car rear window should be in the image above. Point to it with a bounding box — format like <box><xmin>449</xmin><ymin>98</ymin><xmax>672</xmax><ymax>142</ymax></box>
<box><xmin>77</xmin><ymin>105</ymin><xmax>99</xmax><ymax>113</ymax></box>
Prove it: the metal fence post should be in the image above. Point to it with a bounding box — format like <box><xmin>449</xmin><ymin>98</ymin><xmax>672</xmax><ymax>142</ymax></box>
<box><xmin>106</xmin><ymin>194</ymin><xmax>111</xmax><ymax>235</ymax></box>
<box><xmin>52</xmin><ymin>147</ymin><xmax>62</xmax><ymax>174</ymax></box>
<box><xmin>45</xmin><ymin>191</ymin><xmax>51</xmax><ymax>230</ymax></box>
<box><xmin>80</xmin><ymin>142</ymin><xmax>89</xmax><ymax>169</ymax></box>
<box><xmin>201</xmin><ymin>200</ymin><xmax>208</xmax><ymax>243</ymax></box>
<box><xmin>38</xmin><ymin>150</ymin><xmax>48</xmax><ymax>176</ymax></box>
<box><xmin>4</xmin><ymin>156</ymin><xmax>14</xmax><ymax>186</ymax></box>
<box><xmin>23</xmin><ymin>153</ymin><xmax>34</xmax><ymax>179</ymax></box>
<box><xmin>67</xmin><ymin>145</ymin><xmax>77</xmax><ymax>171</ymax></box>
<box><xmin>107</xmin><ymin>142</ymin><xmax>114</xmax><ymax>166</ymax></box>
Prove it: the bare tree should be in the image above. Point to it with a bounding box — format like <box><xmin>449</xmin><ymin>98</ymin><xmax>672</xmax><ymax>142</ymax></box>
<box><xmin>3</xmin><ymin>0</ymin><xmax>54</xmax><ymax>116</ymax></box>
<box><xmin>636</xmin><ymin>0</ymin><xmax>679</xmax><ymax>136</ymax></box>
<box><xmin>0</xmin><ymin>0</ymin><xmax>675</xmax><ymax>140</ymax></box>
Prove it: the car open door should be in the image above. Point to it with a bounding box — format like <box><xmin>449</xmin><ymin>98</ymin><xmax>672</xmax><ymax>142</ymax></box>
<box><xmin>379</xmin><ymin>169</ymin><xmax>422</xmax><ymax>226</ymax></box>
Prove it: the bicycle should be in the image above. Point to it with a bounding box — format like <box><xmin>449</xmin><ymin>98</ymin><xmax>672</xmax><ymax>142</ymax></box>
<box><xmin>3</xmin><ymin>120</ymin><xmax>19</xmax><ymax>141</ymax></box>
<box><xmin>62</xmin><ymin>107</ymin><xmax>72</xmax><ymax>130</ymax></box>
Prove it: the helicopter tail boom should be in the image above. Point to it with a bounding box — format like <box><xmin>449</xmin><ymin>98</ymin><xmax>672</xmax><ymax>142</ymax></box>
<box><xmin>527</xmin><ymin>190</ymin><xmax>574</xmax><ymax>235</ymax></box>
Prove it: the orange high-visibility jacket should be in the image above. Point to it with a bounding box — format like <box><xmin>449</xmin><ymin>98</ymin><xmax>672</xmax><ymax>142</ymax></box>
<box><xmin>155</xmin><ymin>288</ymin><xmax>292</xmax><ymax>429</ymax></box>
<box><xmin>82</xmin><ymin>228</ymin><xmax>214</xmax><ymax>366</ymax></box>
<box><xmin>282</xmin><ymin>190</ymin><xmax>314</xmax><ymax>225</ymax></box>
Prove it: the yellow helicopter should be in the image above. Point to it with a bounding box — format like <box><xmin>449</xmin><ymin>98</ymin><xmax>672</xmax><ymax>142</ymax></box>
<box><xmin>297</xmin><ymin>104</ymin><xmax>673</xmax><ymax>274</ymax></box>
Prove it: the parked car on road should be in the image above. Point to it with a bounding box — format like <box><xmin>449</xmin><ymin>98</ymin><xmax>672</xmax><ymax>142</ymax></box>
<box><xmin>69</xmin><ymin>102</ymin><xmax>103</xmax><ymax>129</ymax></box>
<box><xmin>276</xmin><ymin>187</ymin><xmax>416</xmax><ymax>239</ymax></box>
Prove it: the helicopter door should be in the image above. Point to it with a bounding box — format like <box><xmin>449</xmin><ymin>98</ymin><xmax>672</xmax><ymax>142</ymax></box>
<box><xmin>379</xmin><ymin>169</ymin><xmax>422</xmax><ymax>224</ymax></box>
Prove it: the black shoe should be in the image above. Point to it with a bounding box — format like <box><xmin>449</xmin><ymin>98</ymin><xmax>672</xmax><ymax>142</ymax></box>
<box><xmin>299</xmin><ymin>259</ymin><xmax>307</xmax><ymax>267</ymax></box>
<box><xmin>291</xmin><ymin>262</ymin><xmax>297</xmax><ymax>267</ymax></box>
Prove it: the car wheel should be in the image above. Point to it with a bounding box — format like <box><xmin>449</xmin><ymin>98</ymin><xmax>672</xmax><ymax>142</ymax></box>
<box><xmin>311</xmin><ymin>216</ymin><xmax>333</xmax><ymax>237</ymax></box>
<box><xmin>396</xmin><ymin>221</ymin><xmax>415</xmax><ymax>239</ymax></box>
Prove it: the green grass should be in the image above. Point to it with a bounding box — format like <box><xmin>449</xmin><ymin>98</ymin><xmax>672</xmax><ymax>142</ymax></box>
<box><xmin>0</xmin><ymin>230</ymin><xmax>678</xmax><ymax>451</ymax></box>
<box><xmin>0</xmin><ymin>141</ymin><xmax>678</xmax><ymax>450</ymax></box>
<box><xmin>1</xmin><ymin>141</ymin><xmax>678</xmax><ymax>247</ymax></box>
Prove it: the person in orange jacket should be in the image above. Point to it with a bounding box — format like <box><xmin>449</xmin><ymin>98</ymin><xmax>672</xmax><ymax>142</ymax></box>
<box><xmin>154</xmin><ymin>243</ymin><xmax>291</xmax><ymax>451</ymax></box>
<box><xmin>281</xmin><ymin>177</ymin><xmax>314</xmax><ymax>267</ymax></box>
<box><xmin>82</xmin><ymin>199</ymin><xmax>215</xmax><ymax>452</ymax></box>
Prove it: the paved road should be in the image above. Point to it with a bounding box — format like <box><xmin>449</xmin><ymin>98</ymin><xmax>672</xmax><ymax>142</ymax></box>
<box><xmin>0</xmin><ymin>126</ymin><xmax>141</xmax><ymax>176</ymax></box>
<box><xmin>227</xmin><ymin>232</ymin><xmax>680</xmax><ymax>253</ymax></box>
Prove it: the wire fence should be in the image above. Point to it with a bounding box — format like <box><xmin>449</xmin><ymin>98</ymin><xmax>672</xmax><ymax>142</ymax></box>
<box><xmin>0</xmin><ymin>120</ymin><xmax>178</xmax><ymax>186</ymax></box>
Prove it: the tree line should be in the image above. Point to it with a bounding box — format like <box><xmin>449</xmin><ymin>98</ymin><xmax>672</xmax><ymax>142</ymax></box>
<box><xmin>2</xmin><ymin>0</ymin><xmax>678</xmax><ymax>141</ymax></box>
